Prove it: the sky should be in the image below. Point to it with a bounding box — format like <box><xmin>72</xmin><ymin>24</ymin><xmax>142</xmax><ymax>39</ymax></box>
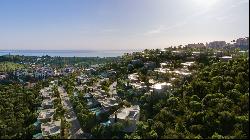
<box><xmin>0</xmin><ymin>0</ymin><xmax>249</xmax><ymax>50</ymax></box>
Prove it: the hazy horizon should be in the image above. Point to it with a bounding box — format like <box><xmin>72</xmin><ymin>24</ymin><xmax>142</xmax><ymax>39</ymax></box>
<box><xmin>0</xmin><ymin>0</ymin><xmax>249</xmax><ymax>50</ymax></box>
<box><xmin>0</xmin><ymin>37</ymin><xmax>247</xmax><ymax>51</ymax></box>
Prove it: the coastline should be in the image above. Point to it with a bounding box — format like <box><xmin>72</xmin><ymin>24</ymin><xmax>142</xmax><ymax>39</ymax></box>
<box><xmin>0</xmin><ymin>49</ymin><xmax>143</xmax><ymax>58</ymax></box>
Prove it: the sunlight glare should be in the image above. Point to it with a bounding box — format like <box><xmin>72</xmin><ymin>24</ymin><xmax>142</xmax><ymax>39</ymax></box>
<box><xmin>193</xmin><ymin>0</ymin><xmax>218</xmax><ymax>7</ymax></box>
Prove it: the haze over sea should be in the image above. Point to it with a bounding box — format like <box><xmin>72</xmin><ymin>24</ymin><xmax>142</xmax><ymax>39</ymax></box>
<box><xmin>0</xmin><ymin>50</ymin><xmax>142</xmax><ymax>58</ymax></box>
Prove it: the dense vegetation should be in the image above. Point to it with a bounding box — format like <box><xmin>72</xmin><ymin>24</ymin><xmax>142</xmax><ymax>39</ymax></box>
<box><xmin>0</xmin><ymin>62</ymin><xmax>24</xmax><ymax>72</ymax></box>
<box><xmin>125</xmin><ymin>57</ymin><xmax>249</xmax><ymax>139</ymax></box>
<box><xmin>0</xmin><ymin>46</ymin><xmax>249</xmax><ymax>139</ymax></box>
<box><xmin>0</xmin><ymin>55</ymin><xmax>118</xmax><ymax>68</ymax></box>
<box><xmin>0</xmin><ymin>82</ymin><xmax>45</xmax><ymax>139</ymax></box>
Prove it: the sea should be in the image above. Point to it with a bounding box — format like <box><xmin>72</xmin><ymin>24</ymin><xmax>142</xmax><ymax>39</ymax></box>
<box><xmin>0</xmin><ymin>50</ymin><xmax>142</xmax><ymax>58</ymax></box>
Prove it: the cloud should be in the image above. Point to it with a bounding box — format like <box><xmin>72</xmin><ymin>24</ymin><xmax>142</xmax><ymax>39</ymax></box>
<box><xmin>144</xmin><ymin>22</ymin><xmax>187</xmax><ymax>36</ymax></box>
<box><xmin>144</xmin><ymin>25</ymin><xmax>165</xmax><ymax>35</ymax></box>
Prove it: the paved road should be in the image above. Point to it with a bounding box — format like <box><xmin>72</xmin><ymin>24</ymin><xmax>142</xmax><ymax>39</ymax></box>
<box><xmin>58</xmin><ymin>86</ymin><xmax>88</xmax><ymax>139</ymax></box>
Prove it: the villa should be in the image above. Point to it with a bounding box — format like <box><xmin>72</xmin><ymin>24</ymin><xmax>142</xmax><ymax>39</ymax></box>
<box><xmin>87</xmin><ymin>98</ymin><xmax>101</xmax><ymax>109</ymax></box>
<box><xmin>130</xmin><ymin>82</ymin><xmax>147</xmax><ymax>90</ymax></box>
<box><xmin>85</xmin><ymin>68</ymin><xmax>96</xmax><ymax>75</ymax></box>
<box><xmin>220</xmin><ymin>56</ymin><xmax>233</xmax><ymax>62</ymax></box>
<box><xmin>41</xmin><ymin>99</ymin><xmax>54</xmax><ymax>109</ymax></box>
<box><xmin>37</xmin><ymin>109</ymin><xmax>56</xmax><ymax>123</ymax></box>
<box><xmin>41</xmin><ymin>120</ymin><xmax>61</xmax><ymax>137</ymax></box>
<box><xmin>181</xmin><ymin>61</ymin><xmax>194</xmax><ymax>67</ymax></box>
<box><xmin>40</xmin><ymin>87</ymin><xmax>53</xmax><ymax>99</ymax></box>
<box><xmin>192</xmin><ymin>51</ymin><xmax>201</xmax><ymax>57</ymax></box>
<box><xmin>214</xmin><ymin>51</ymin><xmax>223</xmax><ymax>57</ymax></box>
<box><xmin>172</xmin><ymin>50</ymin><xmax>185</xmax><ymax>56</ymax></box>
<box><xmin>99</xmin><ymin>97</ymin><xmax>119</xmax><ymax>111</ymax></box>
<box><xmin>181</xmin><ymin>62</ymin><xmax>195</xmax><ymax>69</ymax></box>
<box><xmin>151</xmin><ymin>82</ymin><xmax>172</xmax><ymax>94</ymax></box>
<box><xmin>154</xmin><ymin>67</ymin><xmax>170</xmax><ymax>73</ymax></box>
<box><xmin>109</xmin><ymin>105</ymin><xmax>140</xmax><ymax>132</ymax></box>
<box><xmin>128</xmin><ymin>73</ymin><xmax>140</xmax><ymax>83</ymax></box>
<box><xmin>160</xmin><ymin>62</ymin><xmax>169</xmax><ymax>68</ymax></box>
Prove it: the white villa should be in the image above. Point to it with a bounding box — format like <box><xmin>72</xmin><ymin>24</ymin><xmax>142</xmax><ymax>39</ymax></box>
<box><xmin>154</xmin><ymin>67</ymin><xmax>170</xmax><ymax>73</ymax></box>
<box><xmin>181</xmin><ymin>61</ymin><xmax>195</xmax><ymax>68</ymax></box>
<box><xmin>219</xmin><ymin>56</ymin><xmax>233</xmax><ymax>62</ymax></box>
<box><xmin>128</xmin><ymin>73</ymin><xmax>140</xmax><ymax>83</ymax></box>
<box><xmin>192</xmin><ymin>51</ymin><xmax>201</xmax><ymax>57</ymax></box>
<box><xmin>151</xmin><ymin>82</ymin><xmax>172</xmax><ymax>94</ymax></box>
<box><xmin>109</xmin><ymin>105</ymin><xmax>140</xmax><ymax>132</ymax></box>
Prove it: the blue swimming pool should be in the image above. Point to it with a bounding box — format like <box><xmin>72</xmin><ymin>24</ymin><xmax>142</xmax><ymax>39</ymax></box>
<box><xmin>100</xmin><ymin>120</ymin><xmax>111</xmax><ymax>126</ymax></box>
<box><xmin>89</xmin><ymin>107</ymin><xmax>103</xmax><ymax>116</ymax></box>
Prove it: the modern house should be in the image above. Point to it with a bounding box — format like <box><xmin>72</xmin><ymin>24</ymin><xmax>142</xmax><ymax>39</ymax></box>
<box><xmin>151</xmin><ymin>82</ymin><xmax>172</xmax><ymax>94</ymax></box>
<box><xmin>85</xmin><ymin>68</ymin><xmax>96</xmax><ymax>75</ymax></box>
<box><xmin>109</xmin><ymin>105</ymin><xmax>140</xmax><ymax>132</ymax></box>
<box><xmin>128</xmin><ymin>73</ymin><xmax>140</xmax><ymax>83</ymax></box>
<box><xmin>192</xmin><ymin>51</ymin><xmax>201</xmax><ymax>57</ymax></box>
<box><xmin>172</xmin><ymin>50</ymin><xmax>185</xmax><ymax>56</ymax></box>
<box><xmin>37</xmin><ymin>109</ymin><xmax>56</xmax><ymax>123</ymax></box>
<box><xmin>41</xmin><ymin>99</ymin><xmax>54</xmax><ymax>109</ymax></box>
<box><xmin>154</xmin><ymin>67</ymin><xmax>170</xmax><ymax>73</ymax></box>
<box><xmin>98</xmin><ymin>97</ymin><xmax>119</xmax><ymax>111</ymax></box>
<box><xmin>41</xmin><ymin>120</ymin><xmax>61</xmax><ymax>137</ymax></box>
<box><xmin>40</xmin><ymin>87</ymin><xmax>53</xmax><ymax>99</ymax></box>
<box><xmin>219</xmin><ymin>56</ymin><xmax>233</xmax><ymax>62</ymax></box>
<box><xmin>214</xmin><ymin>51</ymin><xmax>223</xmax><ymax>57</ymax></box>
<box><xmin>181</xmin><ymin>62</ymin><xmax>195</xmax><ymax>69</ymax></box>
<box><xmin>87</xmin><ymin>98</ymin><xmax>101</xmax><ymax>109</ymax></box>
